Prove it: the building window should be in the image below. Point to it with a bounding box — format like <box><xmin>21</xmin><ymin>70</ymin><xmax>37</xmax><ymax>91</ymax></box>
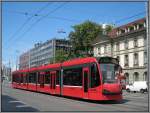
<box><xmin>144</xmin><ymin>37</ymin><xmax>147</xmax><ymax>47</ymax></box>
<box><xmin>134</xmin><ymin>53</ymin><xmax>138</xmax><ymax>66</ymax></box>
<box><xmin>116</xmin><ymin>42</ymin><xmax>119</xmax><ymax>51</ymax></box>
<box><xmin>116</xmin><ymin>56</ymin><xmax>120</xmax><ymax>62</ymax></box>
<box><xmin>130</xmin><ymin>26</ymin><xmax>134</xmax><ymax>31</ymax></box>
<box><xmin>144</xmin><ymin>52</ymin><xmax>147</xmax><ymax>65</ymax></box>
<box><xmin>134</xmin><ymin>39</ymin><xmax>138</xmax><ymax>47</ymax></box>
<box><xmin>139</xmin><ymin>23</ymin><xmax>144</xmax><ymax>29</ymax></box>
<box><xmin>124</xmin><ymin>55</ymin><xmax>129</xmax><ymax>67</ymax></box>
<box><xmin>104</xmin><ymin>45</ymin><xmax>107</xmax><ymax>54</ymax></box>
<box><xmin>143</xmin><ymin>72</ymin><xmax>147</xmax><ymax>81</ymax></box>
<box><xmin>124</xmin><ymin>73</ymin><xmax>129</xmax><ymax>84</ymax></box>
<box><xmin>98</xmin><ymin>47</ymin><xmax>101</xmax><ymax>55</ymax></box>
<box><xmin>125</xmin><ymin>40</ymin><xmax>128</xmax><ymax>49</ymax></box>
<box><xmin>133</xmin><ymin>72</ymin><xmax>139</xmax><ymax>81</ymax></box>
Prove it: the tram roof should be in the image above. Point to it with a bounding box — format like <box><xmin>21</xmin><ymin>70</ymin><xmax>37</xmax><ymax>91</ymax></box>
<box><xmin>62</xmin><ymin>57</ymin><xmax>97</xmax><ymax>67</ymax></box>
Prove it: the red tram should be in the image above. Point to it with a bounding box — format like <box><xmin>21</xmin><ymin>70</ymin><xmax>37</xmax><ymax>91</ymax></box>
<box><xmin>12</xmin><ymin>57</ymin><xmax>123</xmax><ymax>101</ymax></box>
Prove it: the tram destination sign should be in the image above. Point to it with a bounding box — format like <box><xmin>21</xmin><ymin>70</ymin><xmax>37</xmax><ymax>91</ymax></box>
<box><xmin>99</xmin><ymin>57</ymin><xmax>119</xmax><ymax>64</ymax></box>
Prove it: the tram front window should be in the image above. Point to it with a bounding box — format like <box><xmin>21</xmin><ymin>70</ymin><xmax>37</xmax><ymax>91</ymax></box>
<box><xmin>100</xmin><ymin>64</ymin><xmax>119</xmax><ymax>83</ymax></box>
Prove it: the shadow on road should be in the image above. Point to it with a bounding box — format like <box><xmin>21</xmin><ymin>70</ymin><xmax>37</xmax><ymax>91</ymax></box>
<box><xmin>2</xmin><ymin>94</ymin><xmax>39</xmax><ymax>112</ymax></box>
<box><xmin>57</xmin><ymin>95</ymin><xmax>130</xmax><ymax>105</ymax></box>
<box><xmin>11</xmin><ymin>88</ymin><xmax>130</xmax><ymax>105</ymax></box>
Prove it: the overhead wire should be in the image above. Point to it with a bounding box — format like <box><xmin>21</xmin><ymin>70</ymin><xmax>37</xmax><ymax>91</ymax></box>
<box><xmin>4</xmin><ymin>4</ymin><xmax>145</xmax><ymax>50</ymax></box>
<box><xmin>4</xmin><ymin>2</ymin><xmax>53</xmax><ymax>48</ymax></box>
<box><xmin>5</xmin><ymin>9</ymin><xmax>81</xmax><ymax>23</ymax></box>
<box><xmin>114</xmin><ymin>11</ymin><xmax>146</xmax><ymax>25</ymax></box>
<box><xmin>4</xmin><ymin>2</ymin><xmax>68</xmax><ymax>49</ymax></box>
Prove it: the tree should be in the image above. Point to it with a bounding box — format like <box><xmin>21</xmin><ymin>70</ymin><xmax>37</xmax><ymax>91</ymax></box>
<box><xmin>55</xmin><ymin>49</ymin><xmax>70</xmax><ymax>63</ymax></box>
<box><xmin>49</xmin><ymin>57</ymin><xmax>54</xmax><ymax>64</ymax></box>
<box><xmin>69</xmin><ymin>20</ymin><xmax>103</xmax><ymax>57</ymax></box>
<box><xmin>104</xmin><ymin>24</ymin><xmax>114</xmax><ymax>35</ymax></box>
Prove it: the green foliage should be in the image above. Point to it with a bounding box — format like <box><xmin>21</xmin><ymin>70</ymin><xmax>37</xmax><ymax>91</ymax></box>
<box><xmin>55</xmin><ymin>49</ymin><xmax>70</xmax><ymax>63</ymax></box>
<box><xmin>104</xmin><ymin>24</ymin><xmax>114</xmax><ymax>34</ymax></box>
<box><xmin>69</xmin><ymin>20</ymin><xmax>103</xmax><ymax>57</ymax></box>
<box><xmin>49</xmin><ymin>57</ymin><xmax>54</xmax><ymax>64</ymax></box>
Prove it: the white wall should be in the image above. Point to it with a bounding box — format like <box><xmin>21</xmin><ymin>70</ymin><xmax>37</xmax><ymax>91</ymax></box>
<box><xmin>120</xmin><ymin>55</ymin><xmax>124</xmax><ymax>68</ymax></box>
<box><xmin>119</xmin><ymin>42</ymin><xmax>125</xmax><ymax>51</ymax></box>
<box><xmin>113</xmin><ymin>44</ymin><xmax>116</xmax><ymax>51</ymax></box>
<box><xmin>138</xmin><ymin>51</ymin><xmax>144</xmax><ymax>66</ymax></box>
<box><xmin>101</xmin><ymin>46</ymin><xmax>104</xmax><ymax>54</ymax></box>
<box><xmin>138</xmin><ymin>37</ymin><xmax>144</xmax><ymax>47</ymax></box>
<box><xmin>129</xmin><ymin>53</ymin><xmax>133</xmax><ymax>67</ymax></box>
<box><xmin>107</xmin><ymin>44</ymin><xmax>111</xmax><ymax>54</ymax></box>
<box><xmin>94</xmin><ymin>47</ymin><xmax>97</xmax><ymax>57</ymax></box>
<box><xmin>128</xmin><ymin>40</ymin><xmax>134</xmax><ymax>49</ymax></box>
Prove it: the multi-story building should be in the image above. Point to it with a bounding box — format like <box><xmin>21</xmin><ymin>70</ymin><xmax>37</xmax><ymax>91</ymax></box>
<box><xmin>19</xmin><ymin>38</ymin><xmax>71</xmax><ymax>69</ymax></box>
<box><xmin>2</xmin><ymin>64</ymin><xmax>11</xmax><ymax>81</ymax></box>
<box><xmin>93</xmin><ymin>18</ymin><xmax>147</xmax><ymax>84</ymax></box>
<box><xmin>19</xmin><ymin>51</ymin><xmax>30</xmax><ymax>69</ymax></box>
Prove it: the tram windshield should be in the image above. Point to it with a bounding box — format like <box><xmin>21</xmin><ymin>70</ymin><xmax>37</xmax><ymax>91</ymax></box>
<box><xmin>98</xmin><ymin>57</ymin><xmax>120</xmax><ymax>83</ymax></box>
<box><xmin>100</xmin><ymin>64</ymin><xmax>120</xmax><ymax>83</ymax></box>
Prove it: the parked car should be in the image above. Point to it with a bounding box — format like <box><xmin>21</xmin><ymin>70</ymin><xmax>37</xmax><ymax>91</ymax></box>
<box><xmin>126</xmin><ymin>81</ymin><xmax>148</xmax><ymax>93</ymax></box>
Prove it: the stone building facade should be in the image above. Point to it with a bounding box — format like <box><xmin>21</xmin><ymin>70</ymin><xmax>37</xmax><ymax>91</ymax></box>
<box><xmin>93</xmin><ymin>18</ymin><xmax>147</xmax><ymax>84</ymax></box>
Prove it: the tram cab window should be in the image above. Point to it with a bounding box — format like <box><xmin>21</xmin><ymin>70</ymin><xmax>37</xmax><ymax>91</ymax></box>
<box><xmin>45</xmin><ymin>71</ymin><xmax>50</xmax><ymax>84</ymax></box>
<box><xmin>90</xmin><ymin>63</ymin><xmax>100</xmax><ymax>88</ymax></box>
<box><xmin>29</xmin><ymin>72</ymin><xmax>36</xmax><ymax>83</ymax></box>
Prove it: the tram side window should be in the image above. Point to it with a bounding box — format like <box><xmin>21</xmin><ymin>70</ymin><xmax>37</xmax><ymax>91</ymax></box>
<box><xmin>90</xmin><ymin>64</ymin><xmax>100</xmax><ymax>88</ymax></box>
<box><xmin>63</xmin><ymin>67</ymin><xmax>82</xmax><ymax>86</ymax></box>
<box><xmin>56</xmin><ymin>70</ymin><xmax>60</xmax><ymax>85</ymax></box>
<box><xmin>16</xmin><ymin>74</ymin><xmax>20</xmax><ymax>83</ymax></box>
<box><xmin>12</xmin><ymin>74</ymin><xmax>15</xmax><ymax>82</ymax></box>
<box><xmin>20</xmin><ymin>74</ymin><xmax>23</xmax><ymax>83</ymax></box>
<box><xmin>29</xmin><ymin>73</ymin><xmax>36</xmax><ymax>83</ymax></box>
<box><xmin>45</xmin><ymin>71</ymin><xmax>50</xmax><ymax>84</ymax></box>
<box><xmin>13</xmin><ymin>74</ymin><xmax>17</xmax><ymax>82</ymax></box>
<box><xmin>38</xmin><ymin>72</ymin><xmax>44</xmax><ymax>84</ymax></box>
<box><xmin>23</xmin><ymin>74</ymin><xmax>27</xmax><ymax>83</ymax></box>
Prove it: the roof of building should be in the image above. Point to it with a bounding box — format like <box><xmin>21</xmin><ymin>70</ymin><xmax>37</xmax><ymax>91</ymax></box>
<box><xmin>108</xmin><ymin>17</ymin><xmax>146</xmax><ymax>38</ymax></box>
<box><xmin>92</xmin><ymin>35</ymin><xmax>111</xmax><ymax>45</ymax></box>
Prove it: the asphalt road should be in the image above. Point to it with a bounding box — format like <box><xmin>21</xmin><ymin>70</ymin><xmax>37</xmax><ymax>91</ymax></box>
<box><xmin>1</xmin><ymin>81</ymin><xmax>149</xmax><ymax>112</ymax></box>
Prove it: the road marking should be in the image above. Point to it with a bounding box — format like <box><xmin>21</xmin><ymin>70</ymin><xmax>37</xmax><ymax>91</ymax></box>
<box><xmin>9</xmin><ymin>100</ymin><xmax>22</xmax><ymax>103</ymax></box>
<box><xmin>16</xmin><ymin>104</ymin><xmax>29</xmax><ymax>108</ymax></box>
<box><xmin>126</xmin><ymin>96</ymin><xmax>146</xmax><ymax>99</ymax></box>
<box><xmin>9</xmin><ymin>100</ymin><xmax>27</xmax><ymax>105</ymax></box>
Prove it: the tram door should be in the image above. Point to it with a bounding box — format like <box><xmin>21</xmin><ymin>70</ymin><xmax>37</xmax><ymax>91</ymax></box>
<box><xmin>50</xmin><ymin>71</ymin><xmax>56</xmax><ymax>94</ymax></box>
<box><xmin>39</xmin><ymin>72</ymin><xmax>44</xmax><ymax>88</ymax></box>
<box><xmin>83</xmin><ymin>67</ymin><xmax>89</xmax><ymax>99</ymax></box>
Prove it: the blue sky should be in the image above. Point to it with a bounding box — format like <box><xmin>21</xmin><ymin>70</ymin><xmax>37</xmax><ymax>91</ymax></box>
<box><xmin>2</xmin><ymin>1</ymin><xmax>146</xmax><ymax>70</ymax></box>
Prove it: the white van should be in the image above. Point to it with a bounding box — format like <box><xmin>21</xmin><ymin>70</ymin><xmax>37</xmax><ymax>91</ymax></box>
<box><xmin>126</xmin><ymin>81</ymin><xmax>148</xmax><ymax>93</ymax></box>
